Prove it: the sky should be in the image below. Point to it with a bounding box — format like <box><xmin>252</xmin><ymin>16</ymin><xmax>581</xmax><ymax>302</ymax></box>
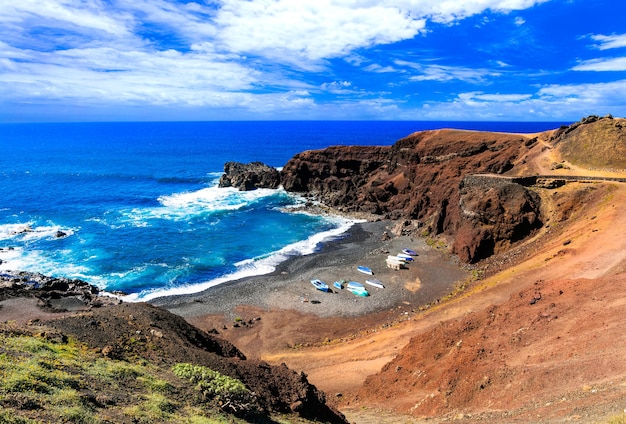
<box><xmin>1</xmin><ymin>0</ymin><xmax>625</xmax><ymax>122</ymax></box>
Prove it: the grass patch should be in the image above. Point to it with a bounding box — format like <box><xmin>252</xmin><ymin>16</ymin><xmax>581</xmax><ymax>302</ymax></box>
<box><xmin>0</xmin><ymin>327</ymin><xmax>275</xmax><ymax>423</ymax></box>
<box><xmin>605</xmin><ymin>413</ymin><xmax>626</xmax><ymax>424</ymax></box>
<box><xmin>123</xmin><ymin>392</ymin><xmax>177</xmax><ymax>422</ymax></box>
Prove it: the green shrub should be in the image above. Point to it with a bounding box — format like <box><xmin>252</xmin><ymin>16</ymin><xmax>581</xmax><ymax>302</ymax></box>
<box><xmin>0</xmin><ymin>410</ymin><xmax>35</xmax><ymax>424</ymax></box>
<box><xmin>172</xmin><ymin>363</ymin><xmax>258</xmax><ymax>415</ymax></box>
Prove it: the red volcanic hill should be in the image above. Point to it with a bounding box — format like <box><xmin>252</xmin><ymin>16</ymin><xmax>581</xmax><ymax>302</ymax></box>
<box><xmin>252</xmin><ymin>115</ymin><xmax>626</xmax><ymax>423</ymax></box>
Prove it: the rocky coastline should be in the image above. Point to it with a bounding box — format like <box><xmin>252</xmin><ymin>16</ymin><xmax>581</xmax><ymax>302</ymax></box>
<box><xmin>3</xmin><ymin>115</ymin><xmax>626</xmax><ymax>423</ymax></box>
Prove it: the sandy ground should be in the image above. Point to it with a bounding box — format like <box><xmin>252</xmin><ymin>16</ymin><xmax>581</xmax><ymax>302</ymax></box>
<box><xmin>153</xmin><ymin>220</ymin><xmax>470</xmax><ymax>357</ymax></box>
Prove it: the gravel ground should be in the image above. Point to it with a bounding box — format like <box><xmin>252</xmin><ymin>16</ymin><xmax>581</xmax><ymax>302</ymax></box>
<box><xmin>152</xmin><ymin>220</ymin><xmax>469</xmax><ymax>319</ymax></box>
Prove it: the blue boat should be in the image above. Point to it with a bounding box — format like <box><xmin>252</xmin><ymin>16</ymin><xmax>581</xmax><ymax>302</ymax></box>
<box><xmin>397</xmin><ymin>253</ymin><xmax>414</xmax><ymax>261</ymax></box>
<box><xmin>357</xmin><ymin>265</ymin><xmax>373</xmax><ymax>275</ymax></box>
<box><xmin>310</xmin><ymin>279</ymin><xmax>330</xmax><ymax>292</ymax></box>
<box><xmin>333</xmin><ymin>281</ymin><xmax>345</xmax><ymax>290</ymax></box>
<box><xmin>347</xmin><ymin>281</ymin><xmax>369</xmax><ymax>297</ymax></box>
<box><xmin>402</xmin><ymin>248</ymin><xmax>418</xmax><ymax>256</ymax></box>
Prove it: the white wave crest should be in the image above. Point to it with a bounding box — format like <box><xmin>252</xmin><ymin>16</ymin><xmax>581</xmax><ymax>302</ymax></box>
<box><xmin>112</xmin><ymin>186</ymin><xmax>284</xmax><ymax>226</ymax></box>
<box><xmin>159</xmin><ymin>185</ymin><xmax>281</xmax><ymax>210</ymax></box>
<box><xmin>0</xmin><ymin>246</ymin><xmax>89</xmax><ymax>277</ymax></box>
<box><xmin>0</xmin><ymin>222</ymin><xmax>74</xmax><ymax>242</ymax></box>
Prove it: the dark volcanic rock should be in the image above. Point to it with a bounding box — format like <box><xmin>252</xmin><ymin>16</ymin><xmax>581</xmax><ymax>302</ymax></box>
<box><xmin>219</xmin><ymin>161</ymin><xmax>280</xmax><ymax>191</ymax></box>
<box><xmin>0</xmin><ymin>271</ymin><xmax>120</xmax><ymax>311</ymax></box>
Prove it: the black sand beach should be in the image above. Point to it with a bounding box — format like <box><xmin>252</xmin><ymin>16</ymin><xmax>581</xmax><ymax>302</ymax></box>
<box><xmin>152</xmin><ymin>220</ymin><xmax>470</xmax><ymax>320</ymax></box>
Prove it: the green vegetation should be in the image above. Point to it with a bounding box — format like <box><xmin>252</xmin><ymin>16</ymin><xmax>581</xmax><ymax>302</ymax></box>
<box><xmin>605</xmin><ymin>413</ymin><xmax>626</xmax><ymax>424</ymax></box>
<box><xmin>0</xmin><ymin>327</ymin><xmax>258</xmax><ymax>423</ymax></box>
<box><xmin>172</xmin><ymin>363</ymin><xmax>258</xmax><ymax>415</ymax></box>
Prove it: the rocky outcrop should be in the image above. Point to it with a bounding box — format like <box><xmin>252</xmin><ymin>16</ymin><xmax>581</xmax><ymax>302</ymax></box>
<box><xmin>280</xmin><ymin>145</ymin><xmax>391</xmax><ymax>214</ymax></box>
<box><xmin>279</xmin><ymin>129</ymin><xmax>541</xmax><ymax>262</ymax></box>
<box><xmin>0</xmin><ymin>270</ymin><xmax>121</xmax><ymax>311</ymax></box>
<box><xmin>453</xmin><ymin>178</ymin><xmax>542</xmax><ymax>263</ymax></box>
<box><xmin>45</xmin><ymin>302</ymin><xmax>347</xmax><ymax>423</ymax></box>
<box><xmin>219</xmin><ymin>161</ymin><xmax>280</xmax><ymax>190</ymax></box>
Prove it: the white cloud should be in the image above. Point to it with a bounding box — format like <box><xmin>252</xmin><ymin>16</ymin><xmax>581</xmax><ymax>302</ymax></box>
<box><xmin>10</xmin><ymin>0</ymin><xmax>615</xmax><ymax>121</ymax></box>
<box><xmin>396</xmin><ymin>60</ymin><xmax>501</xmax><ymax>82</ymax></box>
<box><xmin>321</xmin><ymin>81</ymin><xmax>352</xmax><ymax>91</ymax></box>
<box><xmin>538</xmin><ymin>80</ymin><xmax>626</xmax><ymax>102</ymax></box>
<box><xmin>459</xmin><ymin>92</ymin><xmax>533</xmax><ymax>102</ymax></box>
<box><xmin>214</xmin><ymin>0</ymin><xmax>427</xmax><ymax>65</ymax></box>
<box><xmin>589</xmin><ymin>33</ymin><xmax>626</xmax><ymax>50</ymax></box>
<box><xmin>1</xmin><ymin>0</ymin><xmax>133</xmax><ymax>35</ymax></box>
<box><xmin>390</xmin><ymin>0</ymin><xmax>550</xmax><ymax>24</ymax></box>
<box><xmin>0</xmin><ymin>46</ymin><xmax>261</xmax><ymax>106</ymax></box>
<box><xmin>573</xmin><ymin>57</ymin><xmax>626</xmax><ymax>72</ymax></box>
<box><xmin>115</xmin><ymin>0</ymin><xmax>218</xmax><ymax>41</ymax></box>
<box><xmin>364</xmin><ymin>64</ymin><xmax>399</xmax><ymax>73</ymax></box>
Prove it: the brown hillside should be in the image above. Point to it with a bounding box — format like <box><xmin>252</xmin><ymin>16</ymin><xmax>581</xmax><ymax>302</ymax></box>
<box><xmin>554</xmin><ymin>115</ymin><xmax>626</xmax><ymax>170</ymax></box>
<box><xmin>253</xmin><ymin>117</ymin><xmax>626</xmax><ymax>423</ymax></box>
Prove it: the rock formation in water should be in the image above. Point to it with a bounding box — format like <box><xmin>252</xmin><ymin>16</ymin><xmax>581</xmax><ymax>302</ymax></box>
<box><xmin>219</xmin><ymin>161</ymin><xmax>281</xmax><ymax>190</ymax></box>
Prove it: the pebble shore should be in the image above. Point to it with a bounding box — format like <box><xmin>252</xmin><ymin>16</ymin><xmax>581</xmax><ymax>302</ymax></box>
<box><xmin>152</xmin><ymin>220</ymin><xmax>469</xmax><ymax>320</ymax></box>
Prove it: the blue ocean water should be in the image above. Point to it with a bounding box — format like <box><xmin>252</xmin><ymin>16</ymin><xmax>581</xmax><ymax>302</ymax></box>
<box><xmin>0</xmin><ymin>121</ymin><xmax>566</xmax><ymax>301</ymax></box>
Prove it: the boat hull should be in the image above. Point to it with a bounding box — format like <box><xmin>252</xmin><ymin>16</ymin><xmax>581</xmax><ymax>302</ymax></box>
<box><xmin>357</xmin><ymin>265</ymin><xmax>373</xmax><ymax>275</ymax></box>
<box><xmin>366</xmin><ymin>279</ymin><xmax>385</xmax><ymax>289</ymax></box>
<box><xmin>310</xmin><ymin>279</ymin><xmax>330</xmax><ymax>292</ymax></box>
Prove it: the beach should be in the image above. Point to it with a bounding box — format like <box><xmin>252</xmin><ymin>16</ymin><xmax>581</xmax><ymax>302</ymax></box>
<box><xmin>152</xmin><ymin>220</ymin><xmax>469</xmax><ymax>330</ymax></box>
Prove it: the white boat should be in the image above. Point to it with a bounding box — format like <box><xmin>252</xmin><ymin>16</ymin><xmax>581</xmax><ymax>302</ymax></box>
<box><xmin>357</xmin><ymin>265</ymin><xmax>374</xmax><ymax>275</ymax></box>
<box><xmin>402</xmin><ymin>248</ymin><xmax>418</xmax><ymax>256</ymax></box>
<box><xmin>310</xmin><ymin>279</ymin><xmax>330</xmax><ymax>292</ymax></box>
<box><xmin>397</xmin><ymin>253</ymin><xmax>414</xmax><ymax>261</ymax></box>
<box><xmin>333</xmin><ymin>281</ymin><xmax>344</xmax><ymax>290</ymax></box>
<box><xmin>365</xmin><ymin>279</ymin><xmax>385</xmax><ymax>289</ymax></box>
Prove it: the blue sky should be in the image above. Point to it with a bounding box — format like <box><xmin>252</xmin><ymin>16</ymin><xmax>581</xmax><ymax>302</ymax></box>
<box><xmin>1</xmin><ymin>0</ymin><xmax>625</xmax><ymax>122</ymax></box>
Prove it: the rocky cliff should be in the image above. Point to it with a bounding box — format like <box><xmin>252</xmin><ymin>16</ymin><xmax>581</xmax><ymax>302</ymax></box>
<box><xmin>280</xmin><ymin>129</ymin><xmax>542</xmax><ymax>263</ymax></box>
<box><xmin>220</xmin><ymin>116</ymin><xmax>625</xmax><ymax>263</ymax></box>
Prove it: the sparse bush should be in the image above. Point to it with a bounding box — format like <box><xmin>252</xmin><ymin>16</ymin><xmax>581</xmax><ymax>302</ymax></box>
<box><xmin>606</xmin><ymin>413</ymin><xmax>626</xmax><ymax>424</ymax></box>
<box><xmin>0</xmin><ymin>410</ymin><xmax>35</xmax><ymax>424</ymax></box>
<box><xmin>172</xmin><ymin>363</ymin><xmax>258</xmax><ymax>415</ymax></box>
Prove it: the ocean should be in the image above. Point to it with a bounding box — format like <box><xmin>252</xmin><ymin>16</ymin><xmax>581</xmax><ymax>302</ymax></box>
<box><xmin>0</xmin><ymin>121</ymin><xmax>566</xmax><ymax>301</ymax></box>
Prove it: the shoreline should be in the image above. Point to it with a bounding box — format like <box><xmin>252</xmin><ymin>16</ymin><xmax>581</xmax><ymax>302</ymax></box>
<box><xmin>151</xmin><ymin>220</ymin><xmax>470</xmax><ymax>320</ymax></box>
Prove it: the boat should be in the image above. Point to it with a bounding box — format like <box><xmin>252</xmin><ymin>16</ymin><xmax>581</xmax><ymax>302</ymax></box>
<box><xmin>347</xmin><ymin>281</ymin><xmax>365</xmax><ymax>290</ymax></box>
<box><xmin>347</xmin><ymin>281</ymin><xmax>369</xmax><ymax>297</ymax></box>
<box><xmin>310</xmin><ymin>279</ymin><xmax>330</xmax><ymax>292</ymax></box>
<box><xmin>357</xmin><ymin>265</ymin><xmax>373</xmax><ymax>275</ymax></box>
<box><xmin>333</xmin><ymin>280</ymin><xmax>345</xmax><ymax>290</ymax></box>
<box><xmin>397</xmin><ymin>253</ymin><xmax>414</xmax><ymax>261</ymax></box>
<box><xmin>402</xmin><ymin>248</ymin><xmax>418</xmax><ymax>256</ymax></box>
<box><xmin>365</xmin><ymin>279</ymin><xmax>385</xmax><ymax>289</ymax></box>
